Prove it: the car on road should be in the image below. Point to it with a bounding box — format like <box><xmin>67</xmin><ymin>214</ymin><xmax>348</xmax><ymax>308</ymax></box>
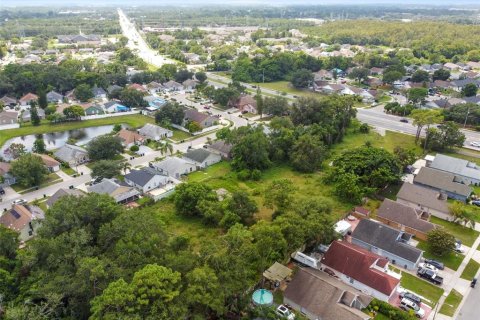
<box><xmin>203</xmin><ymin>105</ymin><xmax>210</xmax><ymax>109</ymax></box>
<box><xmin>424</xmin><ymin>259</ymin><xmax>444</xmax><ymax>270</ymax></box>
<box><xmin>400</xmin><ymin>118</ymin><xmax>409</xmax><ymax>123</ymax></box>
<box><xmin>12</xmin><ymin>199</ymin><xmax>27</xmax><ymax>205</ymax></box>
<box><xmin>275</xmin><ymin>305</ymin><xmax>295</xmax><ymax>320</ymax></box>
<box><xmin>400</xmin><ymin>298</ymin><xmax>425</xmax><ymax>318</ymax></box>
<box><xmin>399</xmin><ymin>292</ymin><xmax>422</xmax><ymax>305</ymax></box>
<box><xmin>418</xmin><ymin>262</ymin><xmax>439</xmax><ymax>273</ymax></box>
<box><xmin>470</xmin><ymin>141</ymin><xmax>480</xmax><ymax>147</ymax></box>
<box><xmin>0</xmin><ymin>186</ymin><xmax>5</xmax><ymax>195</ymax></box>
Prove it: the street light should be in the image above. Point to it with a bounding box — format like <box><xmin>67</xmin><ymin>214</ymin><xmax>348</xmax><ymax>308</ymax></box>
<box><xmin>464</xmin><ymin>105</ymin><xmax>471</xmax><ymax>128</ymax></box>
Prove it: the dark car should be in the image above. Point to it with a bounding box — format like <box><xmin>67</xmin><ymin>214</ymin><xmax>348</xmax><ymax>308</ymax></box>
<box><xmin>472</xmin><ymin>200</ymin><xmax>480</xmax><ymax>207</ymax></box>
<box><xmin>417</xmin><ymin>268</ymin><xmax>443</xmax><ymax>285</ymax></box>
<box><xmin>0</xmin><ymin>186</ymin><xmax>5</xmax><ymax>195</ymax></box>
<box><xmin>400</xmin><ymin>118</ymin><xmax>409</xmax><ymax>123</ymax></box>
<box><xmin>424</xmin><ymin>259</ymin><xmax>445</xmax><ymax>270</ymax></box>
<box><xmin>400</xmin><ymin>292</ymin><xmax>422</xmax><ymax>305</ymax></box>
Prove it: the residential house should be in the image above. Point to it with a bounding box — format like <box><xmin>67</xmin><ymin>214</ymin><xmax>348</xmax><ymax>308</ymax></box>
<box><xmin>231</xmin><ymin>94</ymin><xmax>257</xmax><ymax>114</ymax></box>
<box><xmin>414</xmin><ymin>167</ymin><xmax>472</xmax><ymax>202</ymax></box>
<box><xmin>313</xmin><ymin>69</ymin><xmax>333</xmax><ymax>81</ymax></box>
<box><xmin>321</xmin><ymin>240</ymin><xmax>400</xmax><ymax>301</ymax></box>
<box><xmin>145</xmin><ymin>82</ymin><xmax>164</xmax><ymax>94</ymax></box>
<box><xmin>19</xmin><ymin>93</ymin><xmax>38</xmax><ymax>106</ymax></box>
<box><xmin>284</xmin><ymin>267</ymin><xmax>372</xmax><ymax>320</ymax></box>
<box><xmin>0</xmin><ymin>204</ymin><xmax>45</xmax><ymax>241</ymax></box>
<box><xmin>46</xmin><ymin>91</ymin><xmax>64</xmax><ymax>104</ymax></box>
<box><xmin>182</xmin><ymin>148</ymin><xmax>222</xmax><ymax>169</ymax></box>
<box><xmin>463</xmin><ymin>96</ymin><xmax>480</xmax><ymax>105</ymax></box>
<box><xmin>428</xmin><ymin>154</ymin><xmax>480</xmax><ymax>185</ymax></box>
<box><xmin>451</xmin><ymin>79</ymin><xmax>480</xmax><ymax>92</ymax></box>
<box><xmin>124</xmin><ymin>167</ymin><xmax>170</xmax><ymax>193</ymax></box>
<box><xmin>0</xmin><ymin>96</ymin><xmax>17</xmax><ymax>107</ymax></box>
<box><xmin>0</xmin><ymin>111</ymin><xmax>19</xmax><ymax>127</ymax></box>
<box><xmin>22</xmin><ymin>108</ymin><xmax>45</xmax><ymax>122</ymax></box>
<box><xmin>432</xmin><ymin>80</ymin><xmax>452</xmax><ymax>90</ymax></box>
<box><xmin>35</xmin><ymin>153</ymin><xmax>61</xmax><ymax>172</ymax></box>
<box><xmin>184</xmin><ymin>53</ymin><xmax>201</xmax><ymax>64</ymax></box>
<box><xmin>367</xmin><ymin>77</ymin><xmax>383</xmax><ymax>88</ymax></box>
<box><xmin>82</xmin><ymin>104</ymin><xmax>105</xmax><ymax>116</ymax></box>
<box><xmin>396</xmin><ymin>182</ymin><xmax>451</xmax><ymax>220</ymax></box>
<box><xmin>341</xmin><ymin>86</ymin><xmax>375</xmax><ymax>103</ymax></box>
<box><xmin>370</xmin><ymin>67</ymin><xmax>384</xmax><ymax>75</ymax></box>
<box><xmin>376</xmin><ymin>199</ymin><xmax>436</xmax><ymax>241</ymax></box>
<box><xmin>467</xmin><ymin>61</ymin><xmax>480</xmax><ymax>70</ymax></box>
<box><xmin>424</xmin><ymin>99</ymin><xmax>449</xmax><ymax>110</ymax></box>
<box><xmin>183</xmin><ymin>109</ymin><xmax>216</xmax><ymax>129</ymax></box>
<box><xmin>57</xmin><ymin>34</ymin><xmax>101</xmax><ymax>45</ymax></box>
<box><xmin>87</xmin><ymin>178</ymin><xmax>140</xmax><ymax>204</ymax></box>
<box><xmin>54</xmin><ymin>144</ymin><xmax>89</xmax><ymax>167</ymax></box>
<box><xmin>0</xmin><ymin>162</ymin><xmax>16</xmax><ymax>185</ymax></box>
<box><xmin>322</xmin><ymin>84</ymin><xmax>345</xmax><ymax>94</ymax></box>
<box><xmin>46</xmin><ymin>188</ymin><xmax>84</xmax><ymax>208</ymax></box>
<box><xmin>138</xmin><ymin>123</ymin><xmax>173</xmax><ymax>140</ymax></box>
<box><xmin>313</xmin><ymin>80</ymin><xmax>329</xmax><ymax>91</ymax></box>
<box><xmin>444</xmin><ymin>62</ymin><xmax>460</xmax><ymax>71</ymax></box>
<box><xmin>152</xmin><ymin>156</ymin><xmax>197</xmax><ymax>179</ymax></box>
<box><xmin>65</xmin><ymin>90</ymin><xmax>76</xmax><ymax>102</ymax></box>
<box><xmin>143</xmin><ymin>96</ymin><xmax>167</xmax><ymax>111</ymax></box>
<box><xmin>128</xmin><ymin>83</ymin><xmax>147</xmax><ymax>93</ymax></box>
<box><xmin>163</xmin><ymin>80</ymin><xmax>184</xmax><ymax>92</ymax></box>
<box><xmin>104</xmin><ymin>101</ymin><xmax>130</xmax><ymax>113</ymax></box>
<box><xmin>116</xmin><ymin>129</ymin><xmax>146</xmax><ymax>148</ymax></box>
<box><xmin>351</xmin><ymin>219</ymin><xmax>423</xmax><ymax>270</ymax></box>
<box><xmin>92</xmin><ymin>87</ymin><xmax>107</xmax><ymax>100</ymax></box>
<box><xmin>207</xmin><ymin>140</ymin><xmax>233</xmax><ymax>159</ymax></box>
<box><xmin>183</xmin><ymin>79</ymin><xmax>198</xmax><ymax>91</ymax></box>
<box><xmin>107</xmin><ymin>84</ymin><xmax>123</xmax><ymax>95</ymax></box>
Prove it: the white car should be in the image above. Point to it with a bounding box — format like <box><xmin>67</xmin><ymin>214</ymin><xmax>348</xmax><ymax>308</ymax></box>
<box><xmin>275</xmin><ymin>305</ymin><xmax>295</xmax><ymax>320</ymax></box>
<box><xmin>400</xmin><ymin>298</ymin><xmax>425</xmax><ymax>318</ymax></box>
<box><xmin>12</xmin><ymin>199</ymin><xmax>27</xmax><ymax>205</ymax></box>
<box><xmin>418</xmin><ymin>262</ymin><xmax>438</xmax><ymax>273</ymax></box>
<box><xmin>470</xmin><ymin>141</ymin><xmax>480</xmax><ymax>147</ymax></box>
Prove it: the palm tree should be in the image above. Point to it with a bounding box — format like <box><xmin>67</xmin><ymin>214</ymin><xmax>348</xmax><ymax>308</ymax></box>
<box><xmin>162</xmin><ymin>140</ymin><xmax>173</xmax><ymax>156</ymax></box>
<box><xmin>121</xmin><ymin>161</ymin><xmax>132</xmax><ymax>174</ymax></box>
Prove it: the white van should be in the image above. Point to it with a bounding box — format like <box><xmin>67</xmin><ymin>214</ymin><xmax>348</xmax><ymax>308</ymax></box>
<box><xmin>291</xmin><ymin>252</ymin><xmax>320</xmax><ymax>269</ymax></box>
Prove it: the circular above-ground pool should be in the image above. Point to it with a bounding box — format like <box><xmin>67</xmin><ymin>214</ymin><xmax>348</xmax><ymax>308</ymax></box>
<box><xmin>252</xmin><ymin>289</ymin><xmax>273</xmax><ymax>306</ymax></box>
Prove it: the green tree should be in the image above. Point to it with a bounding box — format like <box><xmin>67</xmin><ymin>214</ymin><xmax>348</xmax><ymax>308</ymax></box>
<box><xmin>227</xmin><ymin>191</ymin><xmax>258</xmax><ymax>224</ymax></box>
<box><xmin>32</xmin><ymin>138</ymin><xmax>46</xmax><ymax>154</ymax></box>
<box><xmin>63</xmin><ymin>105</ymin><xmax>85</xmax><ymax>120</ymax></box>
<box><xmin>74</xmin><ymin>83</ymin><xmax>93</xmax><ymax>102</ymax></box>
<box><xmin>155</xmin><ymin>102</ymin><xmax>185</xmax><ymax>125</ymax></box>
<box><xmin>88</xmin><ymin>135</ymin><xmax>124</xmax><ymax>161</ymax></box>
<box><xmin>187</xmin><ymin>121</ymin><xmax>202</xmax><ymax>133</ymax></box>
<box><xmin>290</xmin><ymin>133</ymin><xmax>327</xmax><ymax>173</ymax></box>
<box><xmin>185</xmin><ymin>266</ymin><xmax>225</xmax><ymax>316</ymax></box>
<box><xmin>38</xmin><ymin>90</ymin><xmax>48</xmax><ymax>109</ymax></box>
<box><xmin>332</xmin><ymin>169</ymin><xmax>368</xmax><ymax>203</ymax></box>
<box><xmin>382</xmin><ymin>71</ymin><xmax>403</xmax><ymax>84</ymax></box>
<box><xmin>30</xmin><ymin>102</ymin><xmax>41</xmax><ymax>126</ymax></box>
<box><xmin>11</xmin><ymin>153</ymin><xmax>49</xmax><ymax>187</ymax></box>
<box><xmin>427</xmin><ymin>229</ymin><xmax>456</xmax><ymax>256</ymax></box>
<box><xmin>112</xmin><ymin>124</ymin><xmax>122</xmax><ymax>133</ymax></box>
<box><xmin>425</xmin><ymin>121</ymin><xmax>466</xmax><ymax>151</ymax></box>
<box><xmin>433</xmin><ymin>69</ymin><xmax>450</xmax><ymax>81</ymax></box>
<box><xmin>7</xmin><ymin>143</ymin><xmax>26</xmax><ymax>159</ymax></box>
<box><xmin>411</xmin><ymin>109</ymin><xmax>443</xmax><ymax>144</ymax></box>
<box><xmin>194</xmin><ymin>71</ymin><xmax>207</xmax><ymax>83</ymax></box>
<box><xmin>290</xmin><ymin>68</ymin><xmax>314</xmax><ymax>88</ymax></box>
<box><xmin>263</xmin><ymin>96</ymin><xmax>289</xmax><ymax>116</ymax></box>
<box><xmin>462</xmin><ymin>83</ymin><xmax>478</xmax><ymax>97</ymax></box>
<box><xmin>174</xmin><ymin>182</ymin><xmax>218</xmax><ymax>217</ymax></box>
<box><xmin>264</xmin><ymin>179</ymin><xmax>295</xmax><ymax>214</ymax></box>
<box><xmin>411</xmin><ymin>70</ymin><xmax>430</xmax><ymax>83</ymax></box>
<box><xmin>91</xmin><ymin>160</ymin><xmax>122</xmax><ymax>179</ymax></box>
<box><xmin>231</xmin><ymin>126</ymin><xmax>271</xmax><ymax>171</ymax></box>
<box><xmin>348</xmin><ymin>67</ymin><xmax>370</xmax><ymax>82</ymax></box>
<box><xmin>120</xmin><ymin>88</ymin><xmax>148</xmax><ymax>109</ymax></box>
<box><xmin>393</xmin><ymin>146</ymin><xmax>417</xmax><ymax>171</ymax></box>
<box><xmin>408</xmin><ymin>87</ymin><xmax>428</xmax><ymax>106</ymax></box>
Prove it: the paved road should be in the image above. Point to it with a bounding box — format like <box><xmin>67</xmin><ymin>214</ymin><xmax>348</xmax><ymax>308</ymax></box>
<box><xmin>457</xmin><ymin>282</ymin><xmax>480</xmax><ymax>320</ymax></box>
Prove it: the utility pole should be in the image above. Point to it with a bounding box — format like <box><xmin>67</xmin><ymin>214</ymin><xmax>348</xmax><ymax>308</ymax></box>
<box><xmin>464</xmin><ymin>105</ymin><xmax>471</xmax><ymax>128</ymax></box>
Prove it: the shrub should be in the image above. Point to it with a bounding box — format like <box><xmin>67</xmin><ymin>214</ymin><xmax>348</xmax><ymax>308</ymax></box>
<box><xmin>359</xmin><ymin>123</ymin><xmax>370</xmax><ymax>133</ymax></box>
<box><xmin>368</xmin><ymin>299</ymin><xmax>416</xmax><ymax>320</ymax></box>
<box><xmin>130</xmin><ymin>145</ymin><xmax>140</xmax><ymax>152</ymax></box>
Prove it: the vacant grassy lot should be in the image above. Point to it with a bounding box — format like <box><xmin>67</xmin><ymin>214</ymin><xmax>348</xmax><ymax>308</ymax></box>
<box><xmin>416</xmin><ymin>240</ymin><xmax>464</xmax><ymax>271</ymax></box>
<box><xmin>170</xmin><ymin>129</ymin><xmax>192</xmax><ymax>142</ymax></box>
<box><xmin>0</xmin><ymin>114</ymin><xmax>155</xmax><ymax>148</ymax></box>
<box><xmin>430</xmin><ymin>216</ymin><xmax>479</xmax><ymax>247</ymax></box>
<box><xmin>439</xmin><ymin>289</ymin><xmax>462</xmax><ymax>317</ymax></box>
<box><xmin>460</xmin><ymin>259</ymin><xmax>480</xmax><ymax>280</ymax></box>
<box><xmin>398</xmin><ymin>270</ymin><xmax>444</xmax><ymax>306</ymax></box>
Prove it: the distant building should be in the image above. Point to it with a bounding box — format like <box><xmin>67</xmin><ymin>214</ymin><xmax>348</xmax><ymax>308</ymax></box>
<box><xmin>428</xmin><ymin>154</ymin><xmax>480</xmax><ymax>185</ymax></box>
<box><xmin>138</xmin><ymin>123</ymin><xmax>173</xmax><ymax>140</ymax></box>
<box><xmin>152</xmin><ymin>156</ymin><xmax>197</xmax><ymax>179</ymax></box>
<box><xmin>116</xmin><ymin>129</ymin><xmax>146</xmax><ymax>148</ymax></box>
<box><xmin>0</xmin><ymin>204</ymin><xmax>45</xmax><ymax>241</ymax></box>
<box><xmin>54</xmin><ymin>144</ymin><xmax>89</xmax><ymax>167</ymax></box>
<box><xmin>182</xmin><ymin>148</ymin><xmax>221</xmax><ymax>169</ymax></box>
<box><xmin>46</xmin><ymin>91</ymin><xmax>64</xmax><ymax>104</ymax></box>
<box><xmin>124</xmin><ymin>167</ymin><xmax>170</xmax><ymax>193</ymax></box>
<box><xmin>87</xmin><ymin>178</ymin><xmax>140</xmax><ymax>204</ymax></box>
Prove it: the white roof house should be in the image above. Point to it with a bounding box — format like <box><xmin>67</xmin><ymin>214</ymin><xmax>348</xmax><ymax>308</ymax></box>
<box><xmin>152</xmin><ymin>156</ymin><xmax>197</xmax><ymax>179</ymax></box>
<box><xmin>138</xmin><ymin>123</ymin><xmax>173</xmax><ymax>140</ymax></box>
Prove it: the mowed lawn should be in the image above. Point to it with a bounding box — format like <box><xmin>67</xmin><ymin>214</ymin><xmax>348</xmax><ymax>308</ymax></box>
<box><xmin>439</xmin><ymin>289</ymin><xmax>463</xmax><ymax>317</ymax></box>
<box><xmin>0</xmin><ymin>114</ymin><xmax>155</xmax><ymax>148</ymax></box>
<box><xmin>416</xmin><ymin>240</ymin><xmax>464</xmax><ymax>271</ymax></box>
<box><xmin>430</xmin><ymin>216</ymin><xmax>479</xmax><ymax>247</ymax></box>
<box><xmin>460</xmin><ymin>259</ymin><xmax>480</xmax><ymax>280</ymax></box>
<box><xmin>398</xmin><ymin>270</ymin><xmax>444</xmax><ymax>306</ymax></box>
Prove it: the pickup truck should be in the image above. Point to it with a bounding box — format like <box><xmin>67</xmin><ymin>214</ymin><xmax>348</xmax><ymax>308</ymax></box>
<box><xmin>417</xmin><ymin>268</ymin><xmax>443</xmax><ymax>285</ymax></box>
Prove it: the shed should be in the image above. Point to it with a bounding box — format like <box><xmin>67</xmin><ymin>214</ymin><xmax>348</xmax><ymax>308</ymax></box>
<box><xmin>334</xmin><ymin>220</ymin><xmax>352</xmax><ymax>236</ymax></box>
<box><xmin>263</xmin><ymin>262</ymin><xmax>292</xmax><ymax>283</ymax></box>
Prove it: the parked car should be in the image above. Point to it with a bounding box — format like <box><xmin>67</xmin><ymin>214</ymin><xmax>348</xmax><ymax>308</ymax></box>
<box><xmin>399</xmin><ymin>292</ymin><xmax>422</xmax><ymax>305</ymax></box>
<box><xmin>275</xmin><ymin>305</ymin><xmax>295</xmax><ymax>320</ymax></box>
<box><xmin>470</xmin><ymin>141</ymin><xmax>480</xmax><ymax>147</ymax></box>
<box><xmin>417</xmin><ymin>268</ymin><xmax>443</xmax><ymax>285</ymax></box>
<box><xmin>203</xmin><ymin>105</ymin><xmax>210</xmax><ymax>109</ymax></box>
<box><xmin>90</xmin><ymin>177</ymin><xmax>103</xmax><ymax>186</ymax></box>
<box><xmin>424</xmin><ymin>259</ymin><xmax>445</xmax><ymax>270</ymax></box>
<box><xmin>0</xmin><ymin>186</ymin><xmax>5</xmax><ymax>195</ymax></box>
<box><xmin>400</xmin><ymin>118</ymin><xmax>409</xmax><ymax>123</ymax></box>
<box><xmin>400</xmin><ymin>298</ymin><xmax>425</xmax><ymax>318</ymax></box>
<box><xmin>472</xmin><ymin>200</ymin><xmax>480</xmax><ymax>207</ymax></box>
<box><xmin>12</xmin><ymin>199</ymin><xmax>27</xmax><ymax>205</ymax></box>
<box><xmin>455</xmin><ymin>240</ymin><xmax>465</xmax><ymax>254</ymax></box>
<box><xmin>418</xmin><ymin>262</ymin><xmax>438</xmax><ymax>273</ymax></box>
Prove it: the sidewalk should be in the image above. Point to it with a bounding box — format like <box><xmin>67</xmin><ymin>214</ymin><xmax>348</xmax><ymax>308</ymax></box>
<box><xmin>430</xmin><ymin>233</ymin><xmax>480</xmax><ymax>319</ymax></box>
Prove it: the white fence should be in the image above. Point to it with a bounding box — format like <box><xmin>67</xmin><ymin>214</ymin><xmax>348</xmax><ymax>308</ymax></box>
<box><xmin>80</xmin><ymin>110</ymin><xmax>140</xmax><ymax>120</ymax></box>
<box><xmin>0</xmin><ymin>123</ymin><xmax>20</xmax><ymax>131</ymax></box>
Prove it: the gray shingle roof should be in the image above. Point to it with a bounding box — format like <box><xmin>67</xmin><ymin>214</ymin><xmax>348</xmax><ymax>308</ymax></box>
<box><xmin>377</xmin><ymin>199</ymin><xmax>436</xmax><ymax>233</ymax></box>
<box><xmin>430</xmin><ymin>154</ymin><xmax>480</xmax><ymax>182</ymax></box>
<box><xmin>138</xmin><ymin>123</ymin><xmax>172</xmax><ymax>138</ymax></box>
<box><xmin>352</xmin><ymin>219</ymin><xmax>423</xmax><ymax>263</ymax></box>
<box><xmin>124</xmin><ymin>168</ymin><xmax>165</xmax><ymax>187</ymax></box>
<box><xmin>54</xmin><ymin>144</ymin><xmax>88</xmax><ymax>163</ymax></box>
<box><xmin>414</xmin><ymin>167</ymin><xmax>472</xmax><ymax>197</ymax></box>
<box><xmin>183</xmin><ymin>148</ymin><xmax>214</xmax><ymax>163</ymax></box>
<box><xmin>397</xmin><ymin>183</ymin><xmax>450</xmax><ymax>214</ymax></box>
<box><xmin>46</xmin><ymin>188</ymin><xmax>84</xmax><ymax>208</ymax></box>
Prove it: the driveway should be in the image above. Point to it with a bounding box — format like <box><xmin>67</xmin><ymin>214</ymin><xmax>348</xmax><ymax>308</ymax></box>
<box><xmin>389</xmin><ymin>292</ymin><xmax>432</xmax><ymax>319</ymax></box>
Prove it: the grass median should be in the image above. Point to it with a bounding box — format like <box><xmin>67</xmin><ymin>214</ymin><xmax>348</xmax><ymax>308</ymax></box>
<box><xmin>460</xmin><ymin>259</ymin><xmax>480</xmax><ymax>280</ymax></box>
<box><xmin>439</xmin><ymin>289</ymin><xmax>462</xmax><ymax>317</ymax></box>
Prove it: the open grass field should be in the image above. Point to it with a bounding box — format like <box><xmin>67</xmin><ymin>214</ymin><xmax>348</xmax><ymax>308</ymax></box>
<box><xmin>416</xmin><ymin>240</ymin><xmax>464</xmax><ymax>271</ymax></box>
<box><xmin>430</xmin><ymin>216</ymin><xmax>479</xmax><ymax>247</ymax></box>
<box><xmin>0</xmin><ymin>114</ymin><xmax>155</xmax><ymax>148</ymax></box>
<box><xmin>439</xmin><ymin>289</ymin><xmax>462</xmax><ymax>317</ymax></box>
<box><xmin>460</xmin><ymin>259</ymin><xmax>480</xmax><ymax>280</ymax></box>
